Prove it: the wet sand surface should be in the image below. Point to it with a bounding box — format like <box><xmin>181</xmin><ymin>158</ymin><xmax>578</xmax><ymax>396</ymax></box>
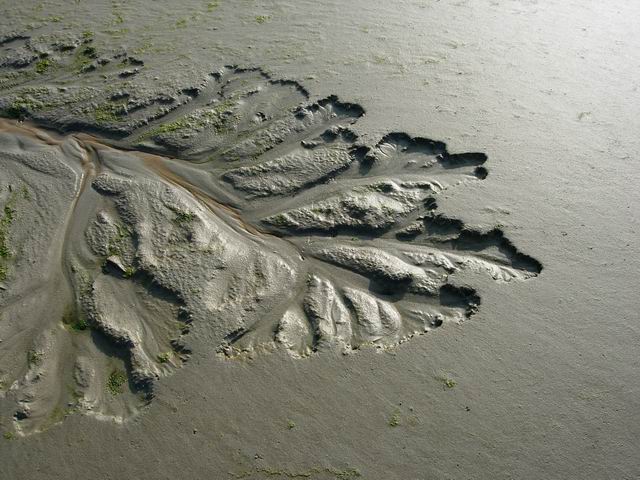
<box><xmin>0</xmin><ymin>1</ymin><xmax>639</xmax><ymax>479</ymax></box>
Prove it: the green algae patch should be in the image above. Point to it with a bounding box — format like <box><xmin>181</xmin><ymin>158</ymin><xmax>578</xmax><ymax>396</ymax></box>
<box><xmin>62</xmin><ymin>306</ymin><xmax>89</xmax><ymax>332</ymax></box>
<box><xmin>0</xmin><ymin>186</ymin><xmax>28</xmax><ymax>281</ymax></box>
<box><xmin>107</xmin><ymin>369</ymin><xmax>127</xmax><ymax>395</ymax></box>
<box><xmin>35</xmin><ymin>58</ymin><xmax>54</xmax><ymax>74</ymax></box>
<box><xmin>93</xmin><ymin>101</ymin><xmax>127</xmax><ymax>124</ymax></box>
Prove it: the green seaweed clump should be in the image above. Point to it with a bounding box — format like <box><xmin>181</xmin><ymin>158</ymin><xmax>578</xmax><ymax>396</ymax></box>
<box><xmin>436</xmin><ymin>375</ymin><xmax>457</xmax><ymax>389</ymax></box>
<box><xmin>388</xmin><ymin>411</ymin><xmax>401</xmax><ymax>427</ymax></box>
<box><xmin>35</xmin><ymin>58</ymin><xmax>53</xmax><ymax>74</ymax></box>
<box><xmin>62</xmin><ymin>307</ymin><xmax>88</xmax><ymax>332</ymax></box>
<box><xmin>107</xmin><ymin>369</ymin><xmax>127</xmax><ymax>395</ymax></box>
<box><xmin>173</xmin><ymin>211</ymin><xmax>196</xmax><ymax>224</ymax></box>
<box><xmin>106</xmin><ymin>223</ymin><xmax>131</xmax><ymax>256</ymax></box>
<box><xmin>157</xmin><ymin>352</ymin><xmax>171</xmax><ymax>364</ymax></box>
<box><xmin>0</xmin><ymin>187</ymin><xmax>25</xmax><ymax>281</ymax></box>
<box><xmin>27</xmin><ymin>350</ymin><xmax>43</xmax><ymax>368</ymax></box>
<box><xmin>73</xmin><ymin>45</ymin><xmax>98</xmax><ymax>72</ymax></box>
<box><xmin>93</xmin><ymin>101</ymin><xmax>126</xmax><ymax>124</ymax></box>
<box><xmin>3</xmin><ymin>96</ymin><xmax>43</xmax><ymax>119</ymax></box>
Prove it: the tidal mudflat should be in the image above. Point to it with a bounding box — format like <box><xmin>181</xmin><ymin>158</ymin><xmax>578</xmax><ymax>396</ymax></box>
<box><xmin>0</xmin><ymin>60</ymin><xmax>539</xmax><ymax>435</ymax></box>
<box><xmin>0</xmin><ymin>1</ymin><xmax>638</xmax><ymax>479</ymax></box>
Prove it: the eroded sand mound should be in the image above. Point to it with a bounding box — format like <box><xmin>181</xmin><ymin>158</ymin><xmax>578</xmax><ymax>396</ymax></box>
<box><xmin>0</xmin><ymin>32</ymin><xmax>541</xmax><ymax>436</ymax></box>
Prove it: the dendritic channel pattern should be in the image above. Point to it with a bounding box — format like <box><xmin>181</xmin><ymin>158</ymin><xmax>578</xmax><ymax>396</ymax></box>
<box><xmin>0</xmin><ymin>63</ymin><xmax>541</xmax><ymax>435</ymax></box>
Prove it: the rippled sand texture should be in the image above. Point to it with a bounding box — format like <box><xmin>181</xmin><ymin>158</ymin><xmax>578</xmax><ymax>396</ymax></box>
<box><xmin>0</xmin><ymin>60</ymin><xmax>540</xmax><ymax>435</ymax></box>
